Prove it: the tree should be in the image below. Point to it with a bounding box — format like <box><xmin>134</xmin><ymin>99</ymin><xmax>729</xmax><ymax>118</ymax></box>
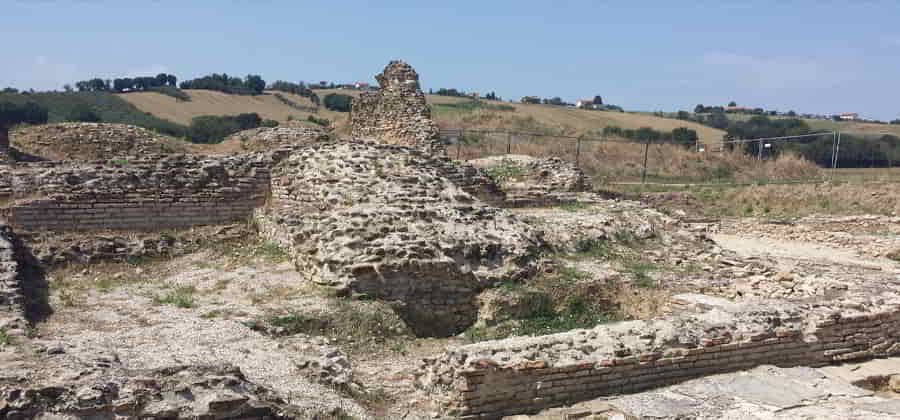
<box><xmin>671</xmin><ymin>127</ymin><xmax>699</xmax><ymax>147</ymax></box>
<box><xmin>676</xmin><ymin>110</ymin><xmax>691</xmax><ymax>120</ymax></box>
<box><xmin>694</xmin><ymin>104</ymin><xmax>705</xmax><ymax>114</ymax></box>
<box><xmin>323</xmin><ymin>93</ymin><xmax>352</xmax><ymax>112</ymax></box>
<box><xmin>235</xmin><ymin>112</ymin><xmax>262</xmax><ymax>130</ymax></box>
<box><xmin>891</xmin><ymin>119</ymin><xmax>900</xmax><ymax>125</ymax></box>
<box><xmin>634</xmin><ymin>127</ymin><xmax>660</xmax><ymax>142</ymax></box>
<box><xmin>728</xmin><ymin>101</ymin><xmax>737</xmax><ymax>107</ymax></box>
<box><xmin>245</xmin><ymin>75</ymin><xmax>266</xmax><ymax>94</ymax></box>
<box><xmin>0</xmin><ymin>101</ymin><xmax>49</xmax><ymax>128</ymax></box>
<box><xmin>66</xmin><ymin>104</ymin><xmax>102</xmax><ymax>122</ymax></box>
<box><xmin>787</xmin><ymin>110</ymin><xmax>797</xmax><ymax>117</ymax></box>
<box><xmin>592</xmin><ymin>95</ymin><xmax>603</xmax><ymax>105</ymax></box>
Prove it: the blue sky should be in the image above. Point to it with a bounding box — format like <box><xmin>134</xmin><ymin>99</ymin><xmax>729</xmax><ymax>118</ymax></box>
<box><xmin>2</xmin><ymin>1</ymin><xmax>899</xmax><ymax>120</ymax></box>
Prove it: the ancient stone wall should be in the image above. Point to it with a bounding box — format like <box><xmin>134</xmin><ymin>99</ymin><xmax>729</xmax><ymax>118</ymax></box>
<box><xmin>469</xmin><ymin>155</ymin><xmax>592</xmax><ymax>206</ymax></box>
<box><xmin>349</xmin><ymin>60</ymin><xmax>442</xmax><ymax>151</ymax></box>
<box><xmin>419</xmin><ymin>294</ymin><xmax>900</xmax><ymax>419</ymax></box>
<box><xmin>256</xmin><ymin>141</ymin><xmax>542</xmax><ymax>337</ymax></box>
<box><xmin>0</xmin><ymin>154</ymin><xmax>270</xmax><ymax>231</ymax></box>
<box><xmin>0</xmin><ymin>225</ymin><xmax>48</xmax><ymax>336</ymax></box>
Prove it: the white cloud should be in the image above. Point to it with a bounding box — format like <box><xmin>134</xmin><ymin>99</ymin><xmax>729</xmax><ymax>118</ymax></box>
<box><xmin>699</xmin><ymin>51</ymin><xmax>853</xmax><ymax>91</ymax></box>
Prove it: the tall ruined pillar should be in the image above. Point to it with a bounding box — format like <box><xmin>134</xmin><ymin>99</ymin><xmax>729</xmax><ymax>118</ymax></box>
<box><xmin>350</xmin><ymin>60</ymin><xmax>443</xmax><ymax>152</ymax></box>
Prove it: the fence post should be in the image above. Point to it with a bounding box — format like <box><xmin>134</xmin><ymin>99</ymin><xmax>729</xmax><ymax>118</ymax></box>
<box><xmin>574</xmin><ymin>137</ymin><xmax>582</xmax><ymax>167</ymax></box>
<box><xmin>833</xmin><ymin>132</ymin><xmax>842</xmax><ymax>171</ymax></box>
<box><xmin>640</xmin><ymin>138</ymin><xmax>650</xmax><ymax>184</ymax></box>
<box><xmin>456</xmin><ymin>130</ymin><xmax>462</xmax><ymax>160</ymax></box>
<box><xmin>757</xmin><ymin>139</ymin><xmax>764</xmax><ymax>161</ymax></box>
<box><xmin>506</xmin><ymin>132</ymin><xmax>512</xmax><ymax>155</ymax></box>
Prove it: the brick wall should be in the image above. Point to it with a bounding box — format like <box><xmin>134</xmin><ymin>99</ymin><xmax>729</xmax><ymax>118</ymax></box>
<box><xmin>0</xmin><ymin>154</ymin><xmax>271</xmax><ymax>231</ymax></box>
<box><xmin>419</xmin><ymin>297</ymin><xmax>900</xmax><ymax>419</ymax></box>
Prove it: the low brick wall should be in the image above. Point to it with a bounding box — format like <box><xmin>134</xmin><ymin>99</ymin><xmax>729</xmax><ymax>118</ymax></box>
<box><xmin>419</xmin><ymin>295</ymin><xmax>900</xmax><ymax>419</ymax></box>
<box><xmin>0</xmin><ymin>155</ymin><xmax>271</xmax><ymax>231</ymax></box>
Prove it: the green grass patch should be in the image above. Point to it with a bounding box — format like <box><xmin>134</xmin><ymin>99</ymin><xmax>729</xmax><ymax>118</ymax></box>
<box><xmin>154</xmin><ymin>286</ymin><xmax>196</xmax><ymax>308</ymax></box>
<box><xmin>621</xmin><ymin>260</ymin><xmax>658</xmax><ymax>288</ymax></box>
<box><xmin>559</xmin><ymin>201</ymin><xmax>591</xmax><ymax>212</ymax></box>
<box><xmin>254</xmin><ymin>300</ymin><xmax>411</xmax><ymax>353</ymax></box>
<box><xmin>0</xmin><ymin>328</ymin><xmax>14</xmax><ymax>347</ymax></box>
<box><xmin>484</xmin><ymin>159</ymin><xmax>526</xmax><ymax>183</ymax></box>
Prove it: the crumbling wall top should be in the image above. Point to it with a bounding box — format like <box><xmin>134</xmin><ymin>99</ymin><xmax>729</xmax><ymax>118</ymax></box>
<box><xmin>375</xmin><ymin>60</ymin><xmax>422</xmax><ymax>93</ymax></box>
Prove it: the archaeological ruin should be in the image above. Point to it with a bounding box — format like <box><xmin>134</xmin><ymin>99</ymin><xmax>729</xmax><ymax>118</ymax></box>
<box><xmin>350</xmin><ymin>60</ymin><xmax>443</xmax><ymax>151</ymax></box>
<box><xmin>2</xmin><ymin>60</ymin><xmax>900</xmax><ymax>419</ymax></box>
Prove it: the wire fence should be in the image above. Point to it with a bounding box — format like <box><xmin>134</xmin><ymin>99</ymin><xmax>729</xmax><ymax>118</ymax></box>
<box><xmin>439</xmin><ymin>128</ymin><xmax>900</xmax><ymax>185</ymax></box>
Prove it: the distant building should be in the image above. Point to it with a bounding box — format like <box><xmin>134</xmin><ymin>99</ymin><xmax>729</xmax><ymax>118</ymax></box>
<box><xmin>839</xmin><ymin>112</ymin><xmax>859</xmax><ymax>121</ymax></box>
<box><xmin>576</xmin><ymin>99</ymin><xmax>594</xmax><ymax>109</ymax></box>
<box><xmin>354</xmin><ymin>81</ymin><xmax>370</xmax><ymax>89</ymax></box>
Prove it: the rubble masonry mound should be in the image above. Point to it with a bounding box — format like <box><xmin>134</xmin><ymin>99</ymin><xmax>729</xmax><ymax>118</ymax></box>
<box><xmin>255</xmin><ymin>141</ymin><xmax>544</xmax><ymax>337</ymax></box>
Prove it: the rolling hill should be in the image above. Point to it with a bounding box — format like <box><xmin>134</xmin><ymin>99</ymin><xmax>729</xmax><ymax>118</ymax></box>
<box><xmin>118</xmin><ymin>89</ymin><xmax>727</xmax><ymax>145</ymax></box>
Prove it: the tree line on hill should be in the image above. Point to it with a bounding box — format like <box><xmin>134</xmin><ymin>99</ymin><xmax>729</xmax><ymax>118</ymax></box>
<box><xmin>429</xmin><ymin>88</ymin><xmax>501</xmax><ymax>101</ymax></box>
<box><xmin>688</xmin><ymin>112</ymin><xmax>900</xmax><ymax>168</ymax></box>
<box><xmin>601</xmin><ymin>125</ymin><xmax>699</xmax><ymax>148</ymax></box>
<box><xmin>73</xmin><ymin>73</ymin><xmax>179</xmax><ymax>93</ymax></box>
<box><xmin>180</xmin><ymin>73</ymin><xmax>266</xmax><ymax>95</ymax></box>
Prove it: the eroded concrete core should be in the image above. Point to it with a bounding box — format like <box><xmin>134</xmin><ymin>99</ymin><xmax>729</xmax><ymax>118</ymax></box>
<box><xmin>350</xmin><ymin>60</ymin><xmax>442</xmax><ymax>151</ymax></box>
<box><xmin>256</xmin><ymin>141</ymin><xmax>544</xmax><ymax>337</ymax></box>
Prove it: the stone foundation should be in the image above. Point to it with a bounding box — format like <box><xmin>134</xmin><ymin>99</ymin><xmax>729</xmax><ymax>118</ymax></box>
<box><xmin>419</xmin><ymin>294</ymin><xmax>900</xmax><ymax>419</ymax></box>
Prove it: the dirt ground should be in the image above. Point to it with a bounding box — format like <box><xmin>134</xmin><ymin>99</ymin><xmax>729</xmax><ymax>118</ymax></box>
<box><xmin>7</xmin><ymin>198</ymin><xmax>900</xmax><ymax>419</ymax></box>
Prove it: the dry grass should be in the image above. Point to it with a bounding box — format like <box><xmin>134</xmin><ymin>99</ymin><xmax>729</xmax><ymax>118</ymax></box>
<box><xmin>456</xmin><ymin>133</ymin><xmax>822</xmax><ymax>184</ymax></box>
<box><xmin>124</xmin><ymin>87</ymin><xmax>725</xmax><ymax>146</ymax></box>
<box><xmin>118</xmin><ymin>90</ymin><xmax>341</xmax><ymax>125</ymax></box>
<box><xmin>633</xmin><ymin>181</ymin><xmax>900</xmax><ymax>218</ymax></box>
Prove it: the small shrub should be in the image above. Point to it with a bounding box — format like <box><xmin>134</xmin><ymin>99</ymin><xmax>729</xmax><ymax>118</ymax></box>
<box><xmin>66</xmin><ymin>104</ymin><xmax>101</xmax><ymax>122</ymax></box>
<box><xmin>612</xmin><ymin>229</ymin><xmax>637</xmax><ymax>245</ymax></box>
<box><xmin>154</xmin><ymin>286</ymin><xmax>196</xmax><ymax>308</ymax></box>
<box><xmin>260</xmin><ymin>119</ymin><xmax>279</xmax><ymax>128</ymax></box>
<box><xmin>623</xmin><ymin>260</ymin><xmax>657</xmax><ymax>288</ymax></box>
<box><xmin>574</xmin><ymin>238</ymin><xmax>611</xmax><ymax>258</ymax></box>
<box><xmin>559</xmin><ymin>202</ymin><xmax>590</xmax><ymax>212</ymax></box>
<box><xmin>0</xmin><ymin>328</ymin><xmax>13</xmax><ymax>346</ymax></box>
<box><xmin>323</xmin><ymin>93</ymin><xmax>352</xmax><ymax>112</ymax></box>
<box><xmin>484</xmin><ymin>159</ymin><xmax>525</xmax><ymax>183</ymax></box>
<box><xmin>307</xmin><ymin>115</ymin><xmax>330</xmax><ymax>127</ymax></box>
